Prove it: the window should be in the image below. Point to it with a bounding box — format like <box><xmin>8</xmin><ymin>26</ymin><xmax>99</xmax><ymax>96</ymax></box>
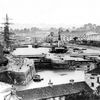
<box><xmin>92</xmin><ymin>74</ymin><xmax>97</xmax><ymax>76</ymax></box>
<box><xmin>90</xmin><ymin>77</ymin><xmax>94</xmax><ymax>79</ymax></box>
<box><xmin>91</xmin><ymin>82</ymin><xmax>94</xmax><ymax>87</ymax></box>
<box><xmin>87</xmin><ymin>65</ymin><xmax>90</xmax><ymax>68</ymax></box>
<box><xmin>77</xmin><ymin>66</ymin><xmax>80</xmax><ymax>68</ymax></box>
<box><xmin>97</xmin><ymin>77</ymin><xmax>99</xmax><ymax>83</ymax></box>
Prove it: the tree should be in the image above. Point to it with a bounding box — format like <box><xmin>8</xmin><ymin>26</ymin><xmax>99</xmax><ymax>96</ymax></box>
<box><xmin>73</xmin><ymin>37</ymin><xmax>78</xmax><ymax>41</ymax></box>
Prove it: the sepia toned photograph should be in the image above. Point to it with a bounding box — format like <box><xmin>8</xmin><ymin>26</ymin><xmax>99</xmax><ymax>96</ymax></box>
<box><xmin>0</xmin><ymin>0</ymin><xmax>100</xmax><ymax>100</ymax></box>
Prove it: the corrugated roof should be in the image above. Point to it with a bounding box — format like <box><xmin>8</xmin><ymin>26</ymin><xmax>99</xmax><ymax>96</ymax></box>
<box><xmin>16</xmin><ymin>81</ymin><xmax>93</xmax><ymax>100</ymax></box>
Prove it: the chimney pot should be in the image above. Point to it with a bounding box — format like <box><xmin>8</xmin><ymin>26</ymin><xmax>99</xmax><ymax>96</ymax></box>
<box><xmin>48</xmin><ymin>80</ymin><xmax>53</xmax><ymax>87</ymax></box>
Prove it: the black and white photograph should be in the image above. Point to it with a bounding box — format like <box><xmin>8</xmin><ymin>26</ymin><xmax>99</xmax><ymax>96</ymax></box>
<box><xmin>0</xmin><ymin>0</ymin><xmax>100</xmax><ymax>100</ymax></box>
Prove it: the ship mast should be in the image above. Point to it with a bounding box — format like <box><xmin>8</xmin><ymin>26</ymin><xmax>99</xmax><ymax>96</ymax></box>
<box><xmin>3</xmin><ymin>14</ymin><xmax>12</xmax><ymax>49</ymax></box>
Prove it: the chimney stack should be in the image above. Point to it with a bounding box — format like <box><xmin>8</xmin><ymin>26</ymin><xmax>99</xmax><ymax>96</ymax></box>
<box><xmin>69</xmin><ymin>79</ymin><xmax>74</xmax><ymax>85</ymax></box>
<box><xmin>48</xmin><ymin>79</ymin><xmax>53</xmax><ymax>87</ymax></box>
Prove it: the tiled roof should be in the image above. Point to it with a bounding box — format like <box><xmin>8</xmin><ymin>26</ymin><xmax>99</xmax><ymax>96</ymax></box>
<box><xmin>16</xmin><ymin>81</ymin><xmax>93</xmax><ymax>100</ymax></box>
<box><xmin>87</xmin><ymin>68</ymin><xmax>100</xmax><ymax>74</ymax></box>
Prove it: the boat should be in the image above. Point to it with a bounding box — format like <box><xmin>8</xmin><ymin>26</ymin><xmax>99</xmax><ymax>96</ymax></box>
<box><xmin>49</xmin><ymin>29</ymin><xmax>68</xmax><ymax>54</ymax></box>
<box><xmin>49</xmin><ymin>46</ymin><xmax>68</xmax><ymax>53</ymax></box>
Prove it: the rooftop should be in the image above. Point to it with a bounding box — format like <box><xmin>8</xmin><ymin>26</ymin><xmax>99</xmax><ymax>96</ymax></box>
<box><xmin>12</xmin><ymin>46</ymin><xmax>50</xmax><ymax>56</ymax></box>
<box><xmin>87</xmin><ymin>68</ymin><xmax>100</xmax><ymax>74</ymax></box>
<box><xmin>0</xmin><ymin>70</ymin><xmax>85</xmax><ymax>100</ymax></box>
<box><xmin>16</xmin><ymin>81</ymin><xmax>93</xmax><ymax>100</ymax></box>
<box><xmin>14</xmin><ymin>70</ymin><xmax>85</xmax><ymax>91</ymax></box>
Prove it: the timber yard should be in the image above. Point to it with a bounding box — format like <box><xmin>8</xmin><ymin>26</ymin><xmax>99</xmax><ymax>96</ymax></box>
<box><xmin>1</xmin><ymin>15</ymin><xmax>100</xmax><ymax>100</ymax></box>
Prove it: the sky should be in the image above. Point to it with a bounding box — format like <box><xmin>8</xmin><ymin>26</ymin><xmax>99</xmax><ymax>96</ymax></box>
<box><xmin>0</xmin><ymin>0</ymin><xmax>100</xmax><ymax>28</ymax></box>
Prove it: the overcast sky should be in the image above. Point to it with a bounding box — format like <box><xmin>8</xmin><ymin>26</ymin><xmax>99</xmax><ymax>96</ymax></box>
<box><xmin>0</xmin><ymin>0</ymin><xmax>100</xmax><ymax>28</ymax></box>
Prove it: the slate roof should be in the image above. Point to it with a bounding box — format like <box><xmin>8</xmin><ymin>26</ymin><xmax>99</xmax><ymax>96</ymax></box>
<box><xmin>16</xmin><ymin>81</ymin><xmax>93</xmax><ymax>100</ymax></box>
<box><xmin>87</xmin><ymin>68</ymin><xmax>100</xmax><ymax>74</ymax></box>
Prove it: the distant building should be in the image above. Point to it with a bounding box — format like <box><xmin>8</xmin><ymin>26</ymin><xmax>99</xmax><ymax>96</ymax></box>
<box><xmin>86</xmin><ymin>32</ymin><xmax>100</xmax><ymax>41</ymax></box>
<box><xmin>61</xmin><ymin>31</ymin><xmax>87</xmax><ymax>41</ymax></box>
<box><xmin>85</xmin><ymin>67</ymin><xmax>100</xmax><ymax>90</ymax></box>
<box><xmin>16</xmin><ymin>81</ymin><xmax>93</xmax><ymax>100</ymax></box>
<box><xmin>57</xmin><ymin>31</ymin><xmax>100</xmax><ymax>42</ymax></box>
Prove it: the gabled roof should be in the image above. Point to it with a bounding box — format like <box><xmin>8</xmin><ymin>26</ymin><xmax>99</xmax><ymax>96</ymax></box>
<box><xmin>16</xmin><ymin>81</ymin><xmax>93</xmax><ymax>100</ymax></box>
<box><xmin>87</xmin><ymin>68</ymin><xmax>100</xmax><ymax>74</ymax></box>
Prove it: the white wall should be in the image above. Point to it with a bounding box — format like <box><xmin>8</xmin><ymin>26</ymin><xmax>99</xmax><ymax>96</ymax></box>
<box><xmin>80</xmin><ymin>62</ymin><xmax>96</xmax><ymax>72</ymax></box>
<box><xmin>85</xmin><ymin>73</ymin><xmax>100</xmax><ymax>90</ymax></box>
<box><xmin>86</xmin><ymin>34</ymin><xmax>100</xmax><ymax>41</ymax></box>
